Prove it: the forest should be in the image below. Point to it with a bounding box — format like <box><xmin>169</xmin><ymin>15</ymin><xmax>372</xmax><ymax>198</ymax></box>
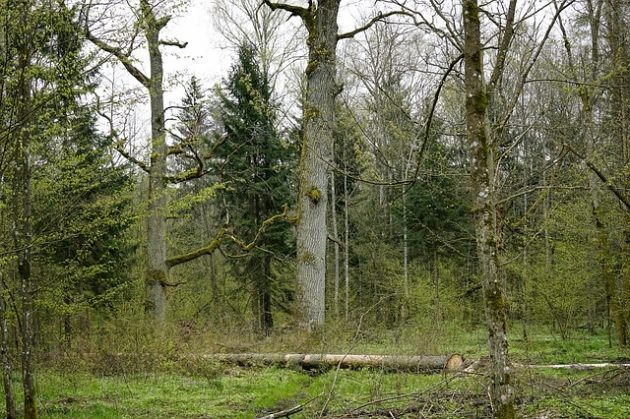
<box><xmin>0</xmin><ymin>0</ymin><xmax>629</xmax><ymax>417</ymax></box>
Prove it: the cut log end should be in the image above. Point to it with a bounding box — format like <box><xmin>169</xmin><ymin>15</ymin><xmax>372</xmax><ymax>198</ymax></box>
<box><xmin>445</xmin><ymin>353</ymin><xmax>464</xmax><ymax>371</ymax></box>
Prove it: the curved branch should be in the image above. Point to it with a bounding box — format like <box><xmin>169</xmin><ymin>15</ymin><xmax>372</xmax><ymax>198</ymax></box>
<box><xmin>166</xmin><ymin>229</ymin><xmax>227</xmax><ymax>268</ymax></box>
<box><xmin>563</xmin><ymin>143</ymin><xmax>630</xmax><ymax>212</ymax></box>
<box><xmin>337</xmin><ymin>11</ymin><xmax>411</xmax><ymax>40</ymax></box>
<box><xmin>85</xmin><ymin>30</ymin><xmax>150</xmax><ymax>88</ymax></box>
<box><xmin>226</xmin><ymin>204</ymin><xmax>294</xmax><ymax>251</ymax></box>
<box><xmin>261</xmin><ymin>0</ymin><xmax>309</xmax><ymax>20</ymax></box>
<box><xmin>160</xmin><ymin>39</ymin><xmax>188</xmax><ymax>48</ymax></box>
<box><xmin>95</xmin><ymin>97</ymin><xmax>150</xmax><ymax>173</ymax></box>
<box><xmin>166</xmin><ymin>205</ymin><xmax>293</xmax><ymax>269</ymax></box>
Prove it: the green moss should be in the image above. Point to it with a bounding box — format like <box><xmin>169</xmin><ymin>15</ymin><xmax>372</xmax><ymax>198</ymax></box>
<box><xmin>301</xmin><ymin>251</ymin><xmax>315</xmax><ymax>264</ymax></box>
<box><xmin>146</xmin><ymin>268</ymin><xmax>167</xmax><ymax>286</ymax></box>
<box><xmin>307</xmin><ymin>187</ymin><xmax>321</xmax><ymax>204</ymax></box>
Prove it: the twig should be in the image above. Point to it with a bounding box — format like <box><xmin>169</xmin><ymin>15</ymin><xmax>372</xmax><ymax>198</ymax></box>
<box><xmin>256</xmin><ymin>404</ymin><xmax>302</xmax><ymax>419</ymax></box>
<box><xmin>256</xmin><ymin>392</ymin><xmax>322</xmax><ymax>419</ymax></box>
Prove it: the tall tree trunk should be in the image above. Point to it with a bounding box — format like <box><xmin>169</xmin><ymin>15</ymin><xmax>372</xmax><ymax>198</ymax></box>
<box><xmin>12</xmin><ymin>9</ymin><xmax>37</xmax><ymax>414</ymax></box>
<box><xmin>330</xmin><ymin>171</ymin><xmax>340</xmax><ymax>317</ymax></box>
<box><xmin>581</xmin><ymin>0</ymin><xmax>627</xmax><ymax>347</ymax></box>
<box><xmin>402</xmin><ymin>184</ymin><xmax>409</xmax><ymax>320</ymax></box>
<box><xmin>142</xmin><ymin>0</ymin><xmax>168</xmax><ymax>325</ymax></box>
<box><xmin>86</xmin><ymin>1</ymin><xmax>178</xmax><ymax>326</ymax></box>
<box><xmin>463</xmin><ymin>0</ymin><xmax>515</xmax><ymax>416</ymax></box>
<box><xmin>294</xmin><ymin>0</ymin><xmax>340</xmax><ymax>330</ymax></box>
<box><xmin>0</xmin><ymin>273</ymin><xmax>16</xmax><ymax>419</ymax></box>
<box><xmin>344</xmin><ymin>158</ymin><xmax>350</xmax><ymax>320</ymax></box>
<box><xmin>606</xmin><ymin>0</ymin><xmax>629</xmax><ymax>346</ymax></box>
<box><xmin>253</xmin><ymin>255</ymin><xmax>273</xmax><ymax>336</ymax></box>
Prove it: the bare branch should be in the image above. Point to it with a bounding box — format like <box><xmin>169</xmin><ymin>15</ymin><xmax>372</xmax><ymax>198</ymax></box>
<box><xmin>156</xmin><ymin>15</ymin><xmax>172</xmax><ymax>30</ymax></box>
<box><xmin>494</xmin><ymin>0</ymin><xmax>575</xmax><ymax>135</ymax></box>
<box><xmin>166</xmin><ymin>229</ymin><xmax>227</xmax><ymax>268</ymax></box>
<box><xmin>160</xmin><ymin>39</ymin><xmax>188</xmax><ymax>48</ymax></box>
<box><xmin>487</xmin><ymin>0</ymin><xmax>517</xmax><ymax>97</ymax></box>
<box><xmin>261</xmin><ymin>0</ymin><xmax>309</xmax><ymax>20</ymax></box>
<box><xmin>166</xmin><ymin>204</ymin><xmax>293</xmax><ymax>268</ymax></box>
<box><xmin>563</xmin><ymin>143</ymin><xmax>630</xmax><ymax>212</ymax></box>
<box><xmin>337</xmin><ymin>11</ymin><xmax>411</xmax><ymax>40</ymax></box>
<box><xmin>85</xmin><ymin>29</ymin><xmax>150</xmax><ymax>88</ymax></box>
<box><xmin>95</xmin><ymin>96</ymin><xmax>150</xmax><ymax>173</ymax></box>
<box><xmin>114</xmin><ymin>142</ymin><xmax>150</xmax><ymax>173</ymax></box>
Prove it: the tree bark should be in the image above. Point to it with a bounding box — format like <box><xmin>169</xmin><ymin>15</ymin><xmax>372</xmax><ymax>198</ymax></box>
<box><xmin>208</xmin><ymin>352</ymin><xmax>464</xmax><ymax>372</ymax></box>
<box><xmin>294</xmin><ymin>0</ymin><xmax>341</xmax><ymax>330</ymax></box>
<box><xmin>264</xmin><ymin>0</ymin><xmax>342</xmax><ymax>329</ymax></box>
<box><xmin>13</xmin><ymin>42</ymin><xmax>37</xmax><ymax>419</ymax></box>
<box><xmin>331</xmin><ymin>171</ymin><xmax>340</xmax><ymax>317</ymax></box>
<box><xmin>605</xmin><ymin>0</ymin><xmax>629</xmax><ymax>346</ymax></box>
<box><xmin>87</xmin><ymin>1</ymin><xmax>181</xmax><ymax>325</ymax></box>
<box><xmin>0</xmin><ymin>273</ymin><xmax>16</xmax><ymax>419</ymax></box>
<box><xmin>402</xmin><ymin>184</ymin><xmax>409</xmax><ymax>320</ymax></box>
<box><xmin>463</xmin><ymin>0</ymin><xmax>515</xmax><ymax>417</ymax></box>
<box><xmin>141</xmin><ymin>0</ymin><xmax>169</xmax><ymax>325</ymax></box>
<box><xmin>344</xmin><ymin>149</ymin><xmax>350</xmax><ymax>320</ymax></box>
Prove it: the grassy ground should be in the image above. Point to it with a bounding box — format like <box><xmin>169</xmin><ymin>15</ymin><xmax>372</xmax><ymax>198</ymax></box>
<box><xmin>2</xmin><ymin>326</ymin><xmax>629</xmax><ymax>417</ymax></box>
<box><xmin>8</xmin><ymin>365</ymin><xmax>630</xmax><ymax>418</ymax></box>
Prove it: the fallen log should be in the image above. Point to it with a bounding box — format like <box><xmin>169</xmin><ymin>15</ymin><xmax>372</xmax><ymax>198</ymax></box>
<box><xmin>464</xmin><ymin>357</ymin><xmax>630</xmax><ymax>373</ymax></box>
<box><xmin>94</xmin><ymin>352</ymin><xmax>630</xmax><ymax>373</ymax></box>
<box><xmin>203</xmin><ymin>353</ymin><xmax>465</xmax><ymax>373</ymax></box>
<box><xmin>522</xmin><ymin>362</ymin><xmax>630</xmax><ymax>370</ymax></box>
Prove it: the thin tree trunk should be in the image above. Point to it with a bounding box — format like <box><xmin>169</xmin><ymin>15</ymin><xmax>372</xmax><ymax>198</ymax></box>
<box><xmin>330</xmin><ymin>171</ymin><xmax>340</xmax><ymax>317</ymax></box>
<box><xmin>606</xmin><ymin>0</ymin><xmax>629</xmax><ymax>346</ymax></box>
<box><xmin>200</xmin><ymin>204</ymin><xmax>219</xmax><ymax>301</ymax></box>
<box><xmin>463</xmin><ymin>0</ymin><xmax>515</xmax><ymax>416</ymax></box>
<box><xmin>433</xmin><ymin>251</ymin><xmax>441</xmax><ymax>325</ymax></box>
<box><xmin>12</xmin><ymin>14</ymin><xmax>37</xmax><ymax>414</ymax></box>
<box><xmin>256</xmin><ymin>256</ymin><xmax>273</xmax><ymax>335</ymax></box>
<box><xmin>402</xmin><ymin>184</ymin><xmax>409</xmax><ymax>320</ymax></box>
<box><xmin>0</xmin><ymin>273</ymin><xmax>16</xmax><ymax>419</ymax></box>
<box><xmin>344</xmin><ymin>158</ymin><xmax>350</xmax><ymax>320</ymax></box>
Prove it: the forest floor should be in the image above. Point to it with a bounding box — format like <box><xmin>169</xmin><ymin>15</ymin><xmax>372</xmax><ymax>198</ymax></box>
<box><xmin>4</xmin><ymin>327</ymin><xmax>630</xmax><ymax>417</ymax></box>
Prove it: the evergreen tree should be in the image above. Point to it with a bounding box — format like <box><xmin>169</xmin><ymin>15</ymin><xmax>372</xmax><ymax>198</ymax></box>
<box><xmin>0</xmin><ymin>3</ymin><xmax>136</xmax><ymax>415</ymax></box>
<box><xmin>215</xmin><ymin>43</ymin><xmax>295</xmax><ymax>335</ymax></box>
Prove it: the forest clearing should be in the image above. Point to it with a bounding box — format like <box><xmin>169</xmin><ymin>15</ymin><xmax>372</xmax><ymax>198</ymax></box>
<box><xmin>1</xmin><ymin>0</ymin><xmax>629</xmax><ymax>417</ymax></box>
<box><xmin>7</xmin><ymin>327</ymin><xmax>630</xmax><ymax>417</ymax></box>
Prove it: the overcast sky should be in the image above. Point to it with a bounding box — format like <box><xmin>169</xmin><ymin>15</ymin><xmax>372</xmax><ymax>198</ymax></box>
<box><xmin>155</xmin><ymin>0</ymin><xmax>364</xmax><ymax>103</ymax></box>
<box><xmin>97</xmin><ymin>0</ymin><xmax>389</xmax><ymax>143</ymax></box>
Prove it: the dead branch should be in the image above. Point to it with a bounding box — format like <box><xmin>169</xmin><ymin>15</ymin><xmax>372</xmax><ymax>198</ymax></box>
<box><xmin>166</xmin><ymin>205</ymin><xmax>292</xmax><ymax>268</ymax></box>
<box><xmin>256</xmin><ymin>405</ymin><xmax>303</xmax><ymax>419</ymax></box>
<box><xmin>563</xmin><ymin>142</ymin><xmax>630</xmax><ymax>212</ymax></box>
<box><xmin>337</xmin><ymin>11</ymin><xmax>412</xmax><ymax>40</ymax></box>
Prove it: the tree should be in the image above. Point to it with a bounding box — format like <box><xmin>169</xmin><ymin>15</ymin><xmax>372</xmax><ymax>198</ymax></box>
<box><xmin>264</xmin><ymin>0</ymin><xmax>404</xmax><ymax>329</ymax></box>
<box><xmin>462</xmin><ymin>1</ymin><xmax>515</xmax><ymax>415</ymax></box>
<box><xmin>0</xmin><ymin>0</ymin><xmax>109</xmax><ymax>416</ymax></box>
<box><xmin>84</xmin><ymin>0</ymin><xmax>227</xmax><ymax>325</ymax></box>
<box><xmin>215</xmin><ymin>44</ymin><xmax>295</xmax><ymax>335</ymax></box>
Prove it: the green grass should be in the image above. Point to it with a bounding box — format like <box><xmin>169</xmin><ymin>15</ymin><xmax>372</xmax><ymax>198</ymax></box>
<box><xmin>2</xmin><ymin>326</ymin><xmax>628</xmax><ymax>417</ymax></box>
<box><xmin>1</xmin><ymin>362</ymin><xmax>627</xmax><ymax>418</ymax></box>
<box><xmin>7</xmin><ymin>368</ymin><xmax>446</xmax><ymax>418</ymax></box>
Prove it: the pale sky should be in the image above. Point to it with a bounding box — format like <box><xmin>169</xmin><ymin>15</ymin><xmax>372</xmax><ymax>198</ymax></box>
<box><xmin>100</xmin><ymin>0</ymin><xmax>372</xmax><ymax>142</ymax></box>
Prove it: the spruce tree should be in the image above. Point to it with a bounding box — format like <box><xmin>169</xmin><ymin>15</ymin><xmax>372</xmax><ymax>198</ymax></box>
<box><xmin>215</xmin><ymin>43</ymin><xmax>294</xmax><ymax>335</ymax></box>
